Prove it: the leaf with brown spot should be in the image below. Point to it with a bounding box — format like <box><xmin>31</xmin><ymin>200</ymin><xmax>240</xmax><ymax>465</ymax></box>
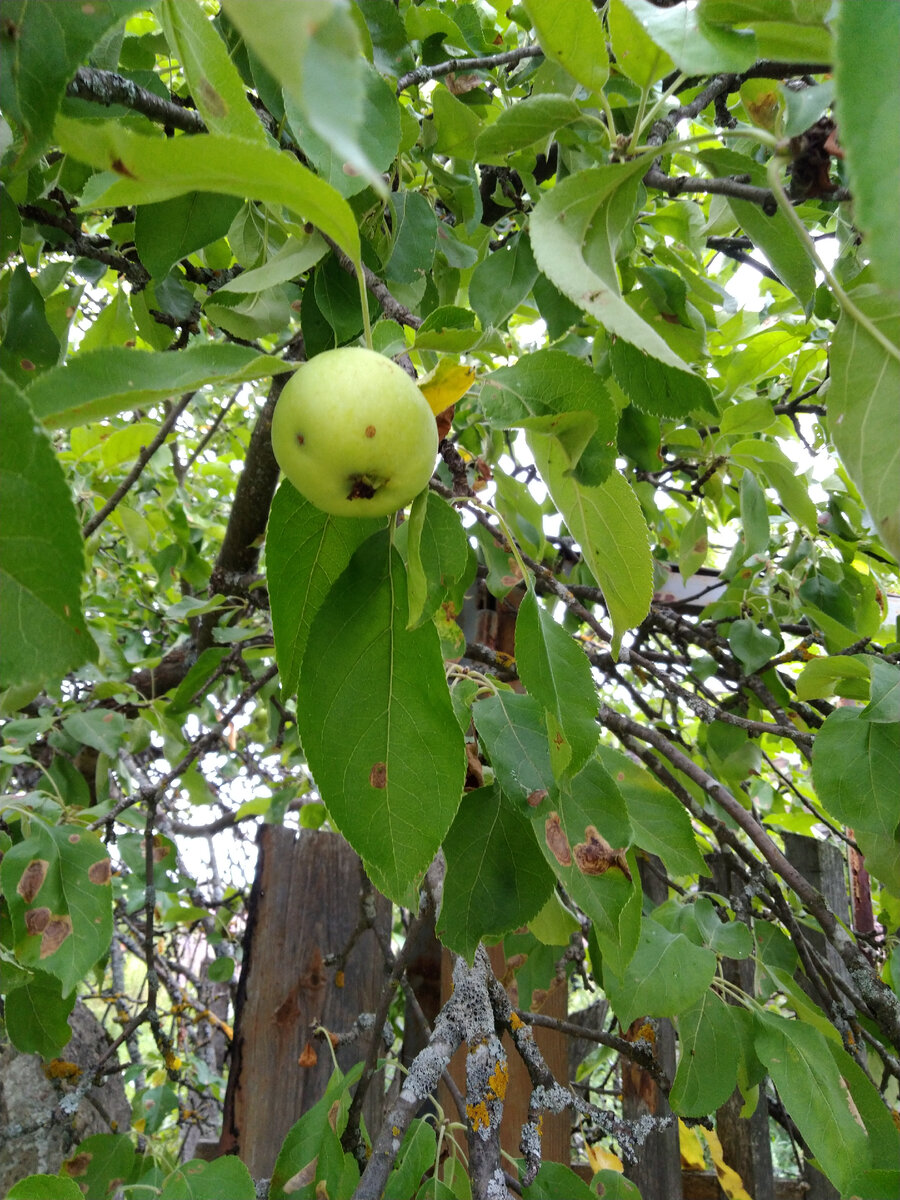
<box><xmin>16</xmin><ymin>859</ymin><xmax>48</xmax><ymax>903</ymax></box>
<box><xmin>88</xmin><ymin>858</ymin><xmax>112</xmax><ymax>885</ymax></box>
<box><xmin>0</xmin><ymin>825</ymin><xmax>113</xmax><ymax>993</ymax></box>
<box><xmin>527</xmin><ymin>789</ymin><xmax>548</xmax><ymax>807</ymax></box>
<box><xmin>25</xmin><ymin>906</ymin><xmax>51</xmax><ymax>935</ymax></box>
<box><xmin>544</xmin><ymin>811</ymin><xmax>572</xmax><ymax>866</ymax></box>
<box><xmin>369</xmin><ymin>761</ymin><xmax>387</xmax><ymax>788</ymax></box>
<box><xmin>41</xmin><ymin>915</ymin><xmax>74</xmax><ymax>957</ymax></box>
<box><xmin>573</xmin><ymin>825</ymin><xmax>632</xmax><ymax>881</ymax></box>
<box><xmin>62</xmin><ymin>1152</ymin><xmax>92</xmax><ymax>1176</ymax></box>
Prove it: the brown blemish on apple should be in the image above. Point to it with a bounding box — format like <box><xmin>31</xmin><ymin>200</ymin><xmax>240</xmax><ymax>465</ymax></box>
<box><xmin>365</xmin><ymin>425</ymin><xmax>376</xmax><ymax>438</ymax></box>
<box><xmin>41</xmin><ymin>915</ymin><xmax>74</xmax><ymax>957</ymax></box>
<box><xmin>544</xmin><ymin>812</ymin><xmax>571</xmax><ymax>867</ymax></box>
<box><xmin>17</xmin><ymin>859</ymin><xmax>48</xmax><ymax>903</ymax></box>
<box><xmin>347</xmin><ymin>477</ymin><xmax>377</xmax><ymax>501</ymax></box>
<box><xmin>296</xmin><ymin>433</ymin><xmax>305</xmax><ymax>445</ymax></box>
<box><xmin>369</xmin><ymin>762</ymin><xmax>387</xmax><ymax>788</ymax></box>
<box><xmin>89</xmin><ymin>858</ymin><xmax>112</xmax><ymax>885</ymax></box>
<box><xmin>573</xmin><ymin>826</ymin><xmax>632</xmax><ymax>881</ymax></box>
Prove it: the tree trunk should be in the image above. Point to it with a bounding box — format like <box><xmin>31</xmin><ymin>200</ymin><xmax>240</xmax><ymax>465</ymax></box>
<box><xmin>622</xmin><ymin>854</ymin><xmax>683</xmax><ymax>1200</ymax></box>
<box><xmin>213</xmin><ymin>826</ymin><xmax>390</xmax><ymax>1178</ymax></box>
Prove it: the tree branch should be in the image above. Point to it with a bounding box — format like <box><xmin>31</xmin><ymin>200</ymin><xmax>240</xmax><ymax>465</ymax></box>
<box><xmin>67</xmin><ymin>66</ymin><xmax>206</xmax><ymax>132</ymax></box>
<box><xmin>397</xmin><ymin>46</ymin><xmax>543</xmax><ymax>94</ymax></box>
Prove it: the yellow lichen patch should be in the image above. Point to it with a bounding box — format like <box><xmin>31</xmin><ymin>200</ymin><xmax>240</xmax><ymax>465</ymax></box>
<box><xmin>509</xmin><ymin>1012</ymin><xmax>525</xmax><ymax>1032</ymax></box>
<box><xmin>43</xmin><ymin>1059</ymin><xmax>81</xmax><ymax>1081</ymax></box>
<box><xmin>486</xmin><ymin>1059</ymin><xmax>508</xmax><ymax>1102</ymax></box>
<box><xmin>466</xmin><ymin>1101</ymin><xmax>490</xmax><ymax>1132</ymax></box>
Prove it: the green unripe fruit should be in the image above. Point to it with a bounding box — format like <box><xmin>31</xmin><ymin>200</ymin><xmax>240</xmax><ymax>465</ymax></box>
<box><xmin>271</xmin><ymin>347</ymin><xmax>438</xmax><ymax>518</ymax></box>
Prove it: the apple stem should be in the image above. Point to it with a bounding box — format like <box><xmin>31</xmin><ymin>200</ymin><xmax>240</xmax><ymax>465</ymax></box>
<box><xmin>356</xmin><ymin>265</ymin><xmax>374</xmax><ymax>351</ymax></box>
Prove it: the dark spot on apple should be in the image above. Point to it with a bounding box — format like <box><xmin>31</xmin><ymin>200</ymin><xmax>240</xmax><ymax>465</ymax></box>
<box><xmin>369</xmin><ymin>762</ymin><xmax>387</xmax><ymax>788</ymax></box>
<box><xmin>365</xmin><ymin>425</ymin><xmax>376</xmax><ymax>438</ymax></box>
<box><xmin>348</xmin><ymin>477</ymin><xmax>377</xmax><ymax>501</ymax></box>
<box><xmin>296</xmin><ymin>433</ymin><xmax>305</xmax><ymax>445</ymax></box>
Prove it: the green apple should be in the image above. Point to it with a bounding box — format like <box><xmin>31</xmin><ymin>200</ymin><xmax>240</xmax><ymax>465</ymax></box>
<box><xmin>271</xmin><ymin>347</ymin><xmax>439</xmax><ymax>518</ymax></box>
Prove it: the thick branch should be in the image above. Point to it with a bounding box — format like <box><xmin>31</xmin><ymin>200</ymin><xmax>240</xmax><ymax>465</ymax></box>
<box><xmin>67</xmin><ymin>66</ymin><xmax>206</xmax><ymax>132</ymax></box>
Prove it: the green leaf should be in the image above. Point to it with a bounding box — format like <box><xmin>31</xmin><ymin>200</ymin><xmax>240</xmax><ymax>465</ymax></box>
<box><xmin>727</xmin><ymin>618</ymin><xmax>781</xmax><ymax>675</ymax></box>
<box><xmin>440</xmin><ymin>785</ymin><xmax>555</xmax><ymax>961</ymax></box>
<box><xmin>291</xmin><ymin>63</ymin><xmax>401</xmax><ymax>200</ymax></box>
<box><xmin>223</xmin><ymin>0</ymin><xmax>385</xmax><ymax>196</ymax></box>
<box><xmin>403</xmin><ymin>491</ymin><xmax>471</xmax><ymax>629</ymax></box>
<box><xmin>728</xmin><ymin>437</ymin><xmax>818</xmax><ymax>534</ymax></box>
<box><xmin>480</xmin><ymin>349</ymin><xmax>618</xmax><ymax>486</ymax></box>
<box><xmin>828</xmin><ymin>291</ymin><xmax>900</xmax><ymax>560</ymax></box>
<box><xmin>385</xmin><ymin>191</ymin><xmax>438</xmax><ymax>285</ymax></box>
<box><xmin>0</xmin><ymin>375</ymin><xmax>97</xmax><ymax>689</ymax></box>
<box><xmin>811</xmin><ymin>708</ymin><xmax>900</xmax><ymax>840</ymax></box>
<box><xmin>54</xmin><ymin>117</ymin><xmax>361</xmax><ymax>265</ymax></box>
<box><xmin>432</xmin><ymin>85</ymin><xmax>483</xmax><ymax>158</ymax></box>
<box><xmin>529</xmin><ymin>890</ymin><xmax>581</xmax><ymax>947</ymax></box>
<box><xmin>610</xmin><ymin>337</ymin><xmax>714</xmax><ymax>419</ymax></box>
<box><xmin>835</xmin><ymin>2</ymin><xmax>900</xmax><ymax>298</ymax></box>
<box><xmin>755</xmin><ymin>1010</ymin><xmax>897</xmax><ymax>1195</ymax></box>
<box><xmin>1</xmin><ymin>825</ymin><xmax>113</xmax><ymax>996</ymax></box>
<box><xmin>678</xmin><ymin>506</ymin><xmax>708</xmax><ymax>582</ymax></box>
<box><xmin>615</xmin><ymin>0</ymin><xmax>757</xmax><ymax>74</ymax></box>
<box><xmin>530</xmin><ymin>164</ymin><xmax>696</xmax><ymax>370</ymax></box>
<box><xmin>64</xmin><ymin>1134</ymin><xmax>135</xmax><ymax>1200</ymax></box>
<box><xmin>528</xmin><ymin>437</ymin><xmax>653</xmax><ymax>655</ymax></box>
<box><xmin>670</xmin><ymin>992</ymin><xmax>741</xmax><ymax>1116</ymax></box>
<box><xmin>469</xmin><ymin>234</ymin><xmax>539</xmax><ymax>330</ymax></box>
<box><xmin>609</xmin><ymin>0</ymin><xmax>674</xmax><ymax>88</ymax></box>
<box><xmin>0</xmin><ymin>263</ymin><xmax>61</xmax><ymax>385</ymax></box>
<box><xmin>387</xmin><ymin>1121</ymin><xmax>438</xmax><ymax>1200</ymax></box>
<box><xmin>523</xmin><ymin>1161</ymin><xmax>609</xmax><ymax>1200</ymax></box>
<box><xmin>6</xmin><ymin>1178</ymin><xmax>83</xmax><ymax>1200</ymax></box>
<box><xmin>522</xmin><ymin>0</ymin><xmax>609</xmax><ymax>94</ymax></box>
<box><xmin>595</xmin><ymin>744</ymin><xmax>705</xmax><ymax>876</ymax></box>
<box><xmin>475</xmin><ymin>95</ymin><xmax>583</xmax><ymax>165</ymax></box>
<box><xmin>515</xmin><ymin>589</ymin><xmax>599</xmax><ymax>780</ymax></box>
<box><xmin>60</xmin><ymin>710</ymin><xmax>128</xmax><ymax>758</ymax></box>
<box><xmin>267</xmin><ymin>483</ymin><xmax>385</xmax><ymax>700</ymax></box>
<box><xmin>603</xmin><ymin>917</ymin><xmax>717</xmax><ymax>1026</ymax></box>
<box><xmin>527</xmin><ymin>760</ymin><xmax>639</xmax><ymax>977</ymax></box>
<box><xmin>270</xmin><ymin>1064</ymin><xmax>363</xmax><ymax>1200</ymax></box>
<box><xmin>0</xmin><ymin>0</ymin><xmax>143</xmax><ymax>171</ymax></box>
<box><xmin>158</xmin><ymin>1156</ymin><xmax>255</xmax><ymax>1200</ymax></box>
<box><xmin>4</xmin><ymin>970</ymin><xmax>75</xmax><ymax>1057</ymax></box>
<box><xmin>160</xmin><ymin>0</ymin><xmax>265</xmax><ymax>142</ymax></box>
<box><xmin>697</xmin><ymin>149</ymin><xmax>816</xmax><ymax>311</ymax></box>
<box><xmin>216</xmin><ymin>233</ymin><xmax>327</xmax><ymax>294</ymax></box>
<box><xmin>795</xmin><ymin>654</ymin><xmax>871</xmax><ymax>702</ymax></box>
<box><xmin>473</xmin><ymin>691</ymin><xmax>554</xmax><ymax>803</ymax></box>
<box><xmin>296</xmin><ymin>531</ymin><xmax>465</xmax><ymax>899</ymax></box>
<box><xmin>861</xmin><ymin>659</ymin><xmax>900</xmax><ymax>724</ymax></box>
<box><xmin>25</xmin><ymin>343</ymin><xmax>283</xmax><ymax>428</ymax></box>
<box><xmin>135</xmin><ymin>192</ymin><xmax>242</xmax><ymax>281</ymax></box>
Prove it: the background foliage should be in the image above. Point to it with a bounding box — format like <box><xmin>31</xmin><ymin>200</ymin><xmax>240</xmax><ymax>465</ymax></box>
<box><xmin>1</xmin><ymin>1</ymin><xmax>899</xmax><ymax>1198</ymax></box>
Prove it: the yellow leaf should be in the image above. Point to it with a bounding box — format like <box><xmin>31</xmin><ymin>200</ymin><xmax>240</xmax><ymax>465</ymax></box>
<box><xmin>703</xmin><ymin>1128</ymin><xmax>753</xmax><ymax>1200</ymax></box>
<box><xmin>678</xmin><ymin>1120</ymin><xmax>706</xmax><ymax>1171</ymax></box>
<box><xmin>418</xmin><ymin>359</ymin><xmax>477</xmax><ymax>416</ymax></box>
<box><xmin>586</xmin><ymin>1143</ymin><xmax>623</xmax><ymax>1173</ymax></box>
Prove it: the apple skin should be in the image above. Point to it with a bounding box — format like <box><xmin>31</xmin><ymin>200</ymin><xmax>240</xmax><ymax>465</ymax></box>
<box><xmin>271</xmin><ymin>347</ymin><xmax>438</xmax><ymax>518</ymax></box>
